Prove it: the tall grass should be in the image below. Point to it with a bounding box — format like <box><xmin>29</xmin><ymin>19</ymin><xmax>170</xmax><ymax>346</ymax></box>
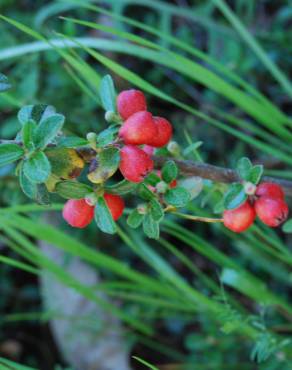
<box><xmin>0</xmin><ymin>0</ymin><xmax>291</xmax><ymax>367</ymax></box>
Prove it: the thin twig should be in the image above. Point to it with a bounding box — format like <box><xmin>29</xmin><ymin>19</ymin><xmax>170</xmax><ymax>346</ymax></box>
<box><xmin>1</xmin><ymin>139</ymin><xmax>292</xmax><ymax>197</ymax></box>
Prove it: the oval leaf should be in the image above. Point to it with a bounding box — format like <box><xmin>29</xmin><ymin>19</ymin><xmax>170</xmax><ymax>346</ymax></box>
<box><xmin>94</xmin><ymin>196</ymin><xmax>116</xmax><ymax>234</ymax></box>
<box><xmin>23</xmin><ymin>152</ymin><xmax>51</xmax><ymax>183</ymax></box>
<box><xmin>161</xmin><ymin>160</ymin><xmax>178</xmax><ymax>184</ymax></box>
<box><xmin>34</xmin><ymin>114</ymin><xmax>65</xmax><ymax>149</ymax></box>
<box><xmin>99</xmin><ymin>74</ymin><xmax>116</xmax><ymax>112</ymax></box>
<box><xmin>224</xmin><ymin>183</ymin><xmax>247</xmax><ymax>210</ymax></box>
<box><xmin>164</xmin><ymin>187</ymin><xmax>191</xmax><ymax>208</ymax></box>
<box><xmin>127</xmin><ymin>209</ymin><xmax>144</xmax><ymax>229</ymax></box>
<box><xmin>143</xmin><ymin>214</ymin><xmax>160</xmax><ymax>239</ymax></box>
<box><xmin>55</xmin><ymin>180</ymin><xmax>92</xmax><ymax>199</ymax></box>
<box><xmin>0</xmin><ymin>143</ymin><xmax>24</xmax><ymax>167</ymax></box>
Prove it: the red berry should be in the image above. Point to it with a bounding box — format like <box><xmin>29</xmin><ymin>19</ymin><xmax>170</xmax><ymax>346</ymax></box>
<box><xmin>104</xmin><ymin>193</ymin><xmax>125</xmax><ymax>221</ymax></box>
<box><xmin>255</xmin><ymin>196</ymin><xmax>288</xmax><ymax>227</ymax></box>
<box><xmin>150</xmin><ymin>116</ymin><xmax>173</xmax><ymax>148</ymax></box>
<box><xmin>256</xmin><ymin>182</ymin><xmax>285</xmax><ymax>200</ymax></box>
<box><xmin>119</xmin><ymin>145</ymin><xmax>154</xmax><ymax>183</ymax></box>
<box><xmin>62</xmin><ymin>199</ymin><xmax>94</xmax><ymax>228</ymax></box>
<box><xmin>119</xmin><ymin>111</ymin><xmax>157</xmax><ymax>145</ymax></box>
<box><xmin>117</xmin><ymin>89</ymin><xmax>147</xmax><ymax>120</ymax></box>
<box><xmin>223</xmin><ymin>201</ymin><xmax>256</xmax><ymax>233</ymax></box>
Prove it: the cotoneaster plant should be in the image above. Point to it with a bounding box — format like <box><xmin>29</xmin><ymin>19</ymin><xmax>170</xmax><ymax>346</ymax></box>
<box><xmin>0</xmin><ymin>74</ymin><xmax>291</xmax><ymax>238</ymax></box>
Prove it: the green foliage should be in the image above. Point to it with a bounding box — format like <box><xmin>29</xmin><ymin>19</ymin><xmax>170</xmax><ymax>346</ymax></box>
<box><xmin>161</xmin><ymin>160</ymin><xmax>178</xmax><ymax>183</ymax></box>
<box><xmin>99</xmin><ymin>74</ymin><xmax>116</xmax><ymax>112</ymax></box>
<box><xmin>94</xmin><ymin>196</ymin><xmax>116</xmax><ymax>234</ymax></box>
<box><xmin>0</xmin><ymin>143</ymin><xmax>24</xmax><ymax>167</ymax></box>
<box><xmin>164</xmin><ymin>187</ymin><xmax>191</xmax><ymax>208</ymax></box>
<box><xmin>224</xmin><ymin>183</ymin><xmax>247</xmax><ymax>210</ymax></box>
<box><xmin>0</xmin><ymin>1</ymin><xmax>292</xmax><ymax>368</ymax></box>
<box><xmin>237</xmin><ymin>157</ymin><xmax>263</xmax><ymax>184</ymax></box>
<box><xmin>55</xmin><ymin>180</ymin><xmax>92</xmax><ymax>200</ymax></box>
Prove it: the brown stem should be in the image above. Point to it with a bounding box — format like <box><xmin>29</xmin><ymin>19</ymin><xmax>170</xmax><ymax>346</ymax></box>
<box><xmin>1</xmin><ymin>140</ymin><xmax>292</xmax><ymax>197</ymax></box>
<box><xmin>153</xmin><ymin>156</ymin><xmax>292</xmax><ymax>198</ymax></box>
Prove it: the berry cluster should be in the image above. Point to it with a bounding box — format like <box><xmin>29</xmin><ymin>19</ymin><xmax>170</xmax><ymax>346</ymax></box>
<box><xmin>118</xmin><ymin>90</ymin><xmax>173</xmax><ymax>183</ymax></box>
<box><xmin>1</xmin><ymin>74</ymin><xmax>289</xmax><ymax>237</ymax></box>
<box><xmin>63</xmin><ymin>89</ymin><xmax>173</xmax><ymax>229</ymax></box>
<box><xmin>223</xmin><ymin>182</ymin><xmax>289</xmax><ymax>233</ymax></box>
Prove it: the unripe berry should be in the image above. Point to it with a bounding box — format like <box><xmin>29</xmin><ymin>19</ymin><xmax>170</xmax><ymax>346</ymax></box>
<box><xmin>256</xmin><ymin>182</ymin><xmax>285</xmax><ymax>200</ymax></box>
<box><xmin>156</xmin><ymin>181</ymin><xmax>168</xmax><ymax>194</ymax></box>
<box><xmin>119</xmin><ymin>145</ymin><xmax>154</xmax><ymax>183</ymax></box>
<box><xmin>223</xmin><ymin>201</ymin><xmax>256</xmax><ymax>233</ymax></box>
<box><xmin>150</xmin><ymin>116</ymin><xmax>173</xmax><ymax>148</ymax></box>
<box><xmin>255</xmin><ymin>196</ymin><xmax>288</xmax><ymax>227</ymax></box>
<box><xmin>243</xmin><ymin>181</ymin><xmax>257</xmax><ymax>195</ymax></box>
<box><xmin>119</xmin><ymin>111</ymin><xmax>157</xmax><ymax>145</ymax></box>
<box><xmin>167</xmin><ymin>141</ymin><xmax>180</xmax><ymax>156</ymax></box>
<box><xmin>62</xmin><ymin>199</ymin><xmax>94</xmax><ymax>228</ymax></box>
<box><xmin>104</xmin><ymin>193</ymin><xmax>125</xmax><ymax>221</ymax></box>
<box><xmin>117</xmin><ymin>89</ymin><xmax>147</xmax><ymax>120</ymax></box>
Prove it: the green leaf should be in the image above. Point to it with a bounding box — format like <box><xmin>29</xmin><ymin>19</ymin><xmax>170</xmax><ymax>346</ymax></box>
<box><xmin>57</xmin><ymin>136</ymin><xmax>88</xmax><ymax>148</ymax></box>
<box><xmin>22</xmin><ymin>119</ymin><xmax>37</xmax><ymax>150</ymax></box>
<box><xmin>18</xmin><ymin>104</ymin><xmax>56</xmax><ymax>125</ymax></box>
<box><xmin>34</xmin><ymin>114</ymin><xmax>65</xmax><ymax>149</ymax></box>
<box><xmin>105</xmin><ymin>179</ymin><xmax>137</xmax><ymax>195</ymax></box>
<box><xmin>23</xmin><ymin>152</ymin><xmax>51</xmax><ymax>183</ymax></box>
<box><xmin>224</xmin><ymin>183</ymin><xmax>247</xmax><ymax>210</ymax></box>
<box><xmin>55</xmin><ymin>180</ymin><xmax>93</xmax><ymax>199</ymax></box>
<box><xmin>19</xmin><ymin>167</ymin><xmax>50</xmax><ymax>205</ymax></box>
<box><xmin>127</xmin><ymin>209</ymin><xmax>144</xmax><ymax>229</ymax></box>
<box><xmin>161</xmin><ymin>160</ymin><xmax>178</xmax><ymax>183</ymax></box>
<box><xmin>0</xmin><ymin>144</ymin><xmax>24</xmax><ymax>167</ymax></box>
<box><xmin>213</xmin><ymin>198</ymin><xmax>225</xmax><ymax>214</ymax></box>
<box><xmin>31</xmin><ymin>104</ymin><xmax>56</xmax><ymax>124</ymax></box>
<box><xmin>164</xmin><ymin>187</ymin><xmax>191</xmax><ymax>208</ymax></box>
<box><xmin>94</xmin><ymin>196</ymin><xmax>116</xmax><ymax>234</ymax></box>
<box><xmin>0</xmin><ymin>73</ymin><xmax>11</xmax><ymax>92</ymax></box>
<box><xmin>247</xmin><ymin>165</ymin><xmax>263</xmax><ymax>185</ymax></box>
<box><xmin>149</xmin><ymin>198</ymin><xmax>164</xmax><ymax>222</ymax></box>
<box><xmin>143</xmin><ymin>214</ymin><xmax>160</xmax><ymax>239</ymax></box>
<box><xmin>144</xmin><ymin>172</ymin><xmax>161</xmax><ymax>186</ymax></box>
<box><xmin>99</xmin><ymin>74</ymin><xmax>116</xmax><ymax>112</ymax></box>
<box><xmin>179</xmin><ymin>176</ymin><xmax>203</xmax><ymax>200</ymax></box>
<box><xmin>237</xmin><ymin>157</ymin><xmax>252</xmax><ymax>181</ymax></box>
<box><xmin>282</xmin><ymin>219</ymin><xmax>292</xmax><ymax>233</ymax></box>
<box><xmin>96</xmin><ymin>125</ymin><xmax>119</xmax><ymax>147</ymax></box>
<box><xmin>137</xmin><ymin>183</ymin><xmax>155</xmax><ymax>201</ymax></box>
<box><xmin>88</xmin><ymin>147</ymin><xmax>120</xmax><ymax>184</ymax></box>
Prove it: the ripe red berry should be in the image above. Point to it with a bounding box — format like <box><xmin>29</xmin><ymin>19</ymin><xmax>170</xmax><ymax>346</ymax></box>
<box><xmin>119</xmin><ymin>111</ymin><xmax>157</xmax><ymax>145</ymax></box>
<box><xmin>149</xmin><ymin>116</ymin><xmax>173</xmax><ymax>148</ymax></box>
<box><xmin>104</xmin><ymin>193</ymin><xmax>125</xmax><ymax>221</ymax></box>
<box><xmin>255</xmin><ymin>196</ymin><xmax>288</xmax><ymax>227</ymax></box>
<box><xmin>223</xmin><ymin>201</ymin><xmax>256</xmax><ymax>233</ymax></box>
<box><xmin>117</xmin><ymin>89</ymin><xmax>147</xmax><ymax>120</ymax></box>
<box><xmin>62</xmin><ymin>199</ymin><xmax>94</xmax><ymax>228</ymax></box>
<box><xmin>119</xmin><ymin>145</ymin><xmax>154</xmax><ymax>183</ymax></box>
<box><xmin>256</xmin><ymin>182</ymin><xmax>285</xmax><ymax>200</ymax></box>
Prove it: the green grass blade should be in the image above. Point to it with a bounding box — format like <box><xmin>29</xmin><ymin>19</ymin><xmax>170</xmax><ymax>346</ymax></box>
<box><xmin>212</xmin><ymin>0</ymin><xmax>292</xmax><ymax>97</ymax></box>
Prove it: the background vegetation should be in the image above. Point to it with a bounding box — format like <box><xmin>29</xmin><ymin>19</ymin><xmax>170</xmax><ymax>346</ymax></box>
<box><xmin>0</xmin><ymin>0</ymin><xmax>292</xmax><ymax>369</ymax></box>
